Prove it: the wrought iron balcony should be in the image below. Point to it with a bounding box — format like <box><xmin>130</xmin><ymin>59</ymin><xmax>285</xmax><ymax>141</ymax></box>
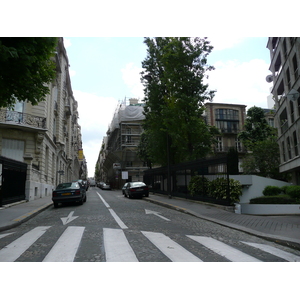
<box><xmin>0</xmin><ymin>109</ymin><xmax>46</xmax><ymax>129</ymax></box>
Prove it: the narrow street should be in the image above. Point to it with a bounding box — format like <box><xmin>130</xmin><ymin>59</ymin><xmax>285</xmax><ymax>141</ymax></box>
<box><xmin>1</xmin><ymin>187</ymin><xmax>300</xmax><ymax>262</ymax></box>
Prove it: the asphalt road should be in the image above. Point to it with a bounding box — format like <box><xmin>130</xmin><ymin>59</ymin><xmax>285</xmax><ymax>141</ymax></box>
<box><xmin>1</xmin><ymin>187</ymin><xmax>300</xmax><ymax>262</ymax></box>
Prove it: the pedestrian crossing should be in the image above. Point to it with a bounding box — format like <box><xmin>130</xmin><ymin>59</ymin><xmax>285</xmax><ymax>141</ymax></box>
<box><xmin>0</xmin><ymin>226</ymin><xmax>299</xmax><ymax>262</ymax></box>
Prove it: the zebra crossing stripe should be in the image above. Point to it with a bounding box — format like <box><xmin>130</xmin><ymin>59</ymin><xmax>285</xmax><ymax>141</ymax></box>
<box><xmin>141</xmin><ymin>231</ymin><xmax>202</xmax><ymax>262</ymax></box>
<box><xmin>43</xmin><ymin>226</ymin><xmax>85</xmax><ymax>262</ymax></box>
<box><xmin>241</xmin><ymin>242</ymin><xmax>300</xmax><ymax>262</ymax></box>
<box><xmin>0</xmin><ymin>233</ymin><xmax>14</xmax><ymax>239</ymax></box>
<box><xmin>0</xmin><ymin>226</ymin><xmax>51</xmax><ymax>262</ymax></box>
<box><xmin>187</xmin><ymin>235</ymin><xmax>261</xmax><ymax>262</ymax></box>
<box><xmin>103</xmin><ymin>228</ymin><xmax>138</xmax><ymax>262</ymax></box>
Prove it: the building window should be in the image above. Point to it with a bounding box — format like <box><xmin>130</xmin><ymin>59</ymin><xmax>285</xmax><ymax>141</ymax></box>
<box><xmin>267</xmin><ymin>117</ymin><xmax>274</xmax><ymax>127</ymax></box>
<box><xmin>290</xmin><ymin>101</ymin><xmax>295</xmax><ymax>123</ymax></box>
<box><xmin>2</xmin><ymin>139</ymin><xmax>25</xmax><ymax>162</ymax></box>
<box><xmin>216</xmin><ymin>137</ymin><xmax>223</xmax><ymax>152</ymax></box>
<box><xmin>215</xmin><ymin>109</ymin><xmax>239</xmax><ymax>120</ymax></box>
<box><xmin>282</xmin><ymin>141</ymin><xmax>286</xmax><ymax>162</ymax></box>
<box><xmin>280</xmin><ymin>108</ymin><xmax>288</xmax><ymax>134</ymax></box>
<box><xmin>286</xmin><ymin>67</ymin><xmax>291</xmax><ymax>90</ymax></box>
<box><xmin>293</xmin><ymin>131</ymin><xmax>299</xmax><ymax>157</ymax></box>
<box><xmin>126</xmin><ymin>161</ymin><xmax>132</xmax><ymax>167</ymax></box>
<box><xmin>293</xmin><ymin>54</ymin><xmax>298</xmax><ymax>80</ymax></box>
<box><xmin>235</xmin><ymin>138</ymin><xmax>242</xmax><ymax>152</ymax></box>
<box><xmin>287</xmin><ymin>137</ymin><xmax>292</xmax><ymax>160</ymax></box>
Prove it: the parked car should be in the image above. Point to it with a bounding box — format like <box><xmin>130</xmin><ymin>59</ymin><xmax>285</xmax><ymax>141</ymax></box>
<box><xmin>101</xmin><ymin>183</ymin><xmax>111</xmax><ymax>190</ymax></box>
<box><xmin>123</xmin><ymin>182</ymin><xmax>149</xmax><ymax>198</ymax></box>
<box><xmin>122</xmin><ymin>183</ymin><xmax>130</xmax><ymax>195</ymax></box>
<box><xmin>52</xmin><ymin>181</ymin><xmax>86</xmax><ymax>208</ymax></box>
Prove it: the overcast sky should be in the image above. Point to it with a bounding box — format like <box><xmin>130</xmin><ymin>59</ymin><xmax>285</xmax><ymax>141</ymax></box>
<box><xmin>63</xmin><ymin>37</ymin><xmax>273</xmax><ymax>176</ymax></box>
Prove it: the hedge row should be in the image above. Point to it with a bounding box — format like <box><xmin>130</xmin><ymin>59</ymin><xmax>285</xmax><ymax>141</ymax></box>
<box><xmin>250</xmin><ymin>195</ymin><xmax>300</xmax><ymax>204</ymax></box>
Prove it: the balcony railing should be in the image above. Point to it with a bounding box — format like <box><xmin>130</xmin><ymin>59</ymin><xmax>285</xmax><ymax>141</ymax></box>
<box><xmin>0</xmin><ymin>109</ymin><xmax>46</xmax><ymax>129</ymax></box>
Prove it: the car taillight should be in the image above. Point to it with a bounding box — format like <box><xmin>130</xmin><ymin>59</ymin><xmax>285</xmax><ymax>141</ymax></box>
<box><xmin>53</xmin><ymin>191</ymin><xmax>57</xmax><ymax>197</ymax></box>
<box><xmin>75</xmin><ymin>190</ymin><xmax>81</xmax><ymax>195</ymax></box>
<box><xmin>144</xmin><ymin>186</ymin><xmax>149</xmax><ymax>190</ymax></box>
<box><xmin>130</xmin><ymin>188</ymin><xmax>136</xmax><ymax>192</ymax></box>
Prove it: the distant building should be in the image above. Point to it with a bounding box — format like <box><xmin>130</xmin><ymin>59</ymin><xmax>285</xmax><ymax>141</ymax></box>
<box><xmin>0</xmin><ymin>38</ymin><xmax>86</xmax><ymax>205</ymax></box>
<box><xmin>204</xmin><ymin>102</ymin><xmax>247</xmax><ymax>171</ymax></box>
<box><xmin>97</xmin><ymin>98</ymin><xmax>147</xmax><ymax>188</ymax></box>
<box><xmin>267</xmin><ymin>37</ymin><xmax>300</xmax><ymax>184</ymax></box>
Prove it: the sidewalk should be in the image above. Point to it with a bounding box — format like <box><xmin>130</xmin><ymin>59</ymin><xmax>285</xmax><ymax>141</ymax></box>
<box><xmin>146</xmin><ymin>193</ymin><xmax>300</xmax><ymax>250</ymax></box>
<box><xmin>0</xmin><ymin>195</ymin><xmax>53</xmax><ymax>232</ymax></box>
<box><xmin>1</xmin><ymin>192</ymin><xmax>300</xmax><ymax>250</ymax></box>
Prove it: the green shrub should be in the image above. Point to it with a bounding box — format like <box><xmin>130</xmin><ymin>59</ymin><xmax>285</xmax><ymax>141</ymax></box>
<box><xmin>262</xmin><ymin>185</ymin><xmax>282</xmax><ymax>196</ymax></box>
<box><xmin>208</xmin><ymin>177</ymin><xmax>242</xmax><ymax>205</ymax></box>
<box><xmin>188</xmin><ymin>175</ymin><xmax>209</xmax><ymax>196</ymax></box>
<box><xmin>281</xmin><ymin>185</ymin><xmax>290</xmax><ymax>194</ymax></box>
<box><xmin>250</xmin><ymin>195</ymin><xmax>300</xmax><ymax>204</ymax></box>
<box><xmin>285</xmin><ymin>185</ymin><xmax>300</xmax><ymax>200</ymax></box>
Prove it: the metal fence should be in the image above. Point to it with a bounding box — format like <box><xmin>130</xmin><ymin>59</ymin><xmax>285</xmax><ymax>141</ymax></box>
<box><xmin>143</xmin><ymin>156</ymin><xmax>232</xmax><ymax>206</ymax></box>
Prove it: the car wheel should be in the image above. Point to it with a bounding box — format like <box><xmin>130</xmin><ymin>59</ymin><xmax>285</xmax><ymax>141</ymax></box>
<box><xmin>128</xmin><ymin>193</ymin><xmax>132</xmax><ymax>199</ymax></box>
<box><xmin>145</xmin><ymin>193</ymin><xmax>149</xmax><ymax>197</ymax></box>
<box><xmin>54</xmin><ymin>202</ymin><xmax>59</xmax><ymax>208</ymax></box>
<box><xmin>84</xmin><ymin>195</ymin><xmax>87</xmax><ymax>202</ymax></box>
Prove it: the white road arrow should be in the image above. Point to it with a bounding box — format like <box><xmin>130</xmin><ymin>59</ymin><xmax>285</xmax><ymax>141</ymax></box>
<box><xmin>61</xmin><ymin>211</ymin><xmax>79</xmax><ymax>225</ymax></box>
<box><xmin>145</xmin><ymin>209</ymin><xmax>170</xmax><ymax>221</ymax></box>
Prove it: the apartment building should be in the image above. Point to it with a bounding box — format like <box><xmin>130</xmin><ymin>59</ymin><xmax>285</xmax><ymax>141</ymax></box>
<box><xmin>205</xmin><ymin>102</ymin><xmax>247</xmax><ymax>156</ymax></box>
<box><xmin>267</xmin><ymin>37</ymin><xmax>300</xmax><ymax>184</ymax></box>
<box><xmin>0</xmin><ymin>38</ymin><xmax>86</xmax><ymax>205</ymax></box>
<box><xmin>97</xmin><ymin>98</ymin><xmax>147</xmax><ymax>188</ymax></box>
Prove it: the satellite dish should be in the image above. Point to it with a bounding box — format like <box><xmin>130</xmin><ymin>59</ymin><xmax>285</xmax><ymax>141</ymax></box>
<box><xmin>287</xmin><ymin>89</ymin><xmax>300</xmax><ymax>101</ymax></box>
<box><xmin>266</xmin><ymin>75</ymin><xmax>273</xmax><ymax>83</ymax></box>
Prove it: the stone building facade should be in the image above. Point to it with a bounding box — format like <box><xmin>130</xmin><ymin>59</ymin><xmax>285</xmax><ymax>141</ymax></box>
<box><xmin>0</xmin><ymin>38</ymin><xmax>86</xmax><ymax>204</ymax></box>
<box><xmin>267</xmin><ymin>37</ymin><xmax>300</xmax><ymax>184</ymax></box>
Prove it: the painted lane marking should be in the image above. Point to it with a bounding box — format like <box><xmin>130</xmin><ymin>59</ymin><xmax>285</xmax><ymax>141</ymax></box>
<box><xmin>0</xmin><ymin>226</ymin><xmax>51</xmax><ymax>262</ymax></box>
<box><xmin>141</xmin><ymin>231</ymin><xmax>202</xmax><ymax>262</ymax></box>
<box><xmin>61</xmin><ymin>211</ymin><xmax>79</xmax><ymax>225</ymax></box>
<box><xmin>43</xmin><ymin>226</ymin><xmax>85</xmax><ymax>262</ymax></box>
<box><xmin>97</xmin><ymin>192</ymin><xmax>128</xmax><ymax>229</ymax></box>
<box><xmin>187</xmin><ymin>236</ymin><xmax>261</xmax><ymax>262</ymax></box>
<box><xmin>0</xmin><ymin>233</ymin><xmax>14</xmax><ymax>239</ymax></box>
<box><xmin>108</xmin><ymin>209</ymin><xmax>128</xmax><ymax>229</ymax></box>
<box><xmin>242</xmin><ymin>242</ymin><xmax>300</xmax><ymax>262</ymax></box>
<box><xmin>145</xmin><ymin>209</ymin><xmax>170</xmax><ymax>221</ymax></box>
<box><xmin>97</xmin><ymin>192</ymin><xmax>110</xmax><ymax>208</ymax></box>
<box><xmin>104</xmin><ymin>228</ymin><xmax>138</xmax><ymax>262</ymax></box>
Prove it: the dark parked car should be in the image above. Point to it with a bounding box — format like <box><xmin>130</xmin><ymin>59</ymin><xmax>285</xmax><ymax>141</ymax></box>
<box><xmin>52</xmin><ymin>182</ymin><xmax>86</xmax><ymax>208</ymax></box>
<box><xmin>123</xmin><ymin>182</ymin><xmax>149</xmax><ymax>198</ymax></box>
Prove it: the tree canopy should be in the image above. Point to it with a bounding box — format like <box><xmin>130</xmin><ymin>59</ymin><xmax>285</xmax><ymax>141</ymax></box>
<box><xmin>238</xmin><ymin>106</ymin><xmax>277</xmax><ymax>150</ymax></box>
<box><xmin>238</xmin><ymin>106</ymin><xmax>285</xmax><ymax>180</ymax></box>
<box><xmin>0</xmin><ymin>37</ymin><xmax>58</xmax><ymax>109</ymax></box>
<box><xmin>140</xmin><ymin>37</ymin><xmax>217</xmax><ymax>166</ymax></box>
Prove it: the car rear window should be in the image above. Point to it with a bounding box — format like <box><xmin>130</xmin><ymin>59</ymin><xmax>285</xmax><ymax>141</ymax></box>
<box><xmin>132</xmin><ymin>182</ymin><xmax>146</xmax><ymax>187</ymax></box>
<box><xmin>56</xmin><ymin>182</ymin><xmax>78</xmax><ymax>189</ymax></box>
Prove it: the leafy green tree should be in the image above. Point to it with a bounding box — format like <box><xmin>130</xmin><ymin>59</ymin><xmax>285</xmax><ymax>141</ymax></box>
<box><xmin>238</xmin><ymin>106</ymin><xmax>276</xmax><ymax>150</ymax></box>
<box><xmin>239</xmin><ymin>106</ymin><xmax>285</xmax><ymax>180</ymax></box>
<box><xmin>0</xmin><ymin>37</ymin><xmax>58</xmax><ymax>108</ymax></box>
<box><xmin>241</xmin><ymin>136</ymin><xmax>286</xmax><ymax>180</ymax></box>
<box><xmin>141</xmin><ymin>37</ymin><xmax>217</xmax><ymax>166</ymax></box>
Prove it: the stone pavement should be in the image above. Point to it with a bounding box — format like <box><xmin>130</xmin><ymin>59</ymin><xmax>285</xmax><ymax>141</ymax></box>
<box><xmin>1</xmin><ymin>191</ymin><xmax>300</xmax><ymax>250</ymax></box>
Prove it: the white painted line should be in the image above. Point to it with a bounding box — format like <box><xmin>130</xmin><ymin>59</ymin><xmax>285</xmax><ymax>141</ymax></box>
<box><xmin>96</xmin><ymin>192</ymin><xmax>110</xmax><ymax>208</ymax></box>
<box><xmin>108</xmin><ymin>209</ymin><xmax>128</xmax><ymax>229</ymax></box>
<box><xmin>187</xmin><ymin>235</ymin><xmax>261</xmax><ymax>262</ymax></box>
<box><xmin>43</xmin><ymin>226</ymin><xmax>85</xmax><ymax>262</ymax></box>
<box><xmin>242</xmin><ymin>241</ymin><xmax>300</xmax><ymax>262</ymax></box>
<box><xmin>96</xmin><ymin>192</ymin><xmax>128</xmax><ymax>229</ymax></box>
<box><xmin>0</xmin><ymin>226</ymin><xmax>51</xmax><ymax>262</ymax></box>
<box><xmin>104</xmin><ymin>228</ymin><xmax>138</xmax><ymax>262</ymax></box>
<box><xmin>0</xmin><ymin>233</ymin><xmax>14</xmax><ymax>239</ymax></box>
<box><xmin>142</xmin><ymin>231</ymin><xmax>202</xmax><ymax>262</ymax></box>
